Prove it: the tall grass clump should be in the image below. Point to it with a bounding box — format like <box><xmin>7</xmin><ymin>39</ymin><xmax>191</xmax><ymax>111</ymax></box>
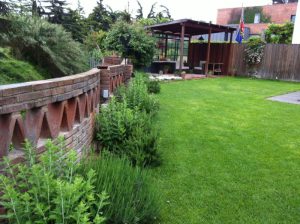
<box><xmin>0</xmin><ymin>139</ymin><xmax>108</xmax><ymax>224</ymax></box>
<box><xmin>80</xmin><ymin>154</ymin><xmax>159</xmax><ymax>224</ymax></box>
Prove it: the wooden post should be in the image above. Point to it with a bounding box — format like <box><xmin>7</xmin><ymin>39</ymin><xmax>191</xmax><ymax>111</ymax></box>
<box><xmin>205</xmin><ymin>28</ymin><xmax>212</xmax><ymax>76</ymax></box>
<box><xmin>226</xmin><ymin>31</ymin><xmax>234</xmax><ymax>76</ymax></box>
<box><xmin>164</xmin><ymin>34</ymin><xmax>168</xmax><ymax>59</ymax></box>
<box><xmin>179</xmin><ymin>24</ymin><xmax>185</xmax><ymax>73</ymax></box>
<box><xmin>188</xmin><ymin>36</ymin><xmax>192</xmax><ymax>69</ymax></box>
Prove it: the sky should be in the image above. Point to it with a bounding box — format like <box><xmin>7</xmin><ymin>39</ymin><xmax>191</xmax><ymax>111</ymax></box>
<box><xmin>70</xmin><ymin>0</ymin><xmax>272</xmax><ymax>23</ymax></box>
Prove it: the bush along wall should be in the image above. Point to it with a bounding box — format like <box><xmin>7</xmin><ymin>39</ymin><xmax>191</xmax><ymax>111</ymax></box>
<box><xmin>95</xmin><ymin>72</ymin><xmax>161</xmax><ymax>167</ymax></box>
<box><xmin>92</xmin><ymin>72</ymin><xmax>161</xmax><ymax>223</ymax></box>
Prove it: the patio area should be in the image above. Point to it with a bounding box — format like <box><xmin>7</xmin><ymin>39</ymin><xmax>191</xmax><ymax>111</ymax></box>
<box><xmin>146</xmin><ymin>19</ymin><xmax>236</xmax><ymax>75</ymax></box>
<box><xmin>148</xmin><ymin>73</ymin><xmax>223</xmax><ymax>81</ymax></box>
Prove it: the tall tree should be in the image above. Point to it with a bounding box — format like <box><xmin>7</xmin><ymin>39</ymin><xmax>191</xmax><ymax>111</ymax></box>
<box><xmin>136</xmin><ymin>0</ymin><xmax>143</xmax><ymax>19</ymax></box>
<box><xmin>160</xmin><ymin>5</ymin><xmax>171</xmax><ymax>19</ymax></box>
<box><xmin>88</xmin><ymin>0</ymin><xmax>112</xmax><ymax>31</ymax></box>
<box><xmin>62</xmin><ymin>8</ymin><xmax>88</xmax><ymax>42</ymax></box>
<box><xmin>147</xmin><ymin>3</ymin><xmax>156</xmax><ymax>18</ymax></box>
<box><xmin>43</xmin><ymin>0</ymin><xmax>69</xmax><ymax>24</ymax></box>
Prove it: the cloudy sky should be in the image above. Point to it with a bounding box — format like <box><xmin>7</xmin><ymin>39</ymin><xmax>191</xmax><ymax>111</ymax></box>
<box><xmin>70</xmin><ymin>0</ymin><xmax>272</xmax><ymax>23</ymax></box>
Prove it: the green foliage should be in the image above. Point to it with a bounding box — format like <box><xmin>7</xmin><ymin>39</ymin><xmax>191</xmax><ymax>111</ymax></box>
<box><xmin>80</xmin><ymin>154</ymin><xmax>159</xmax><ymax>223</ymax></box>
<box><xmin>88</xmin><ymin>0</ymin><xmax>113</xmax><ymax>32</ymax></box>
<box><xmin>265</xmin><ymin>22</ymin><xmax>294</xmax><ymax>44</ymax></box>
<box><xmin>230</xmin><ymin>7</ymin><xmax>271</xmax><ymax>24</ymax></box>
<box><xmin>105</xmin><ymin>21</ymin><xmax>156</xmax><ymax>68</ymax></box>
<box><xmin>0</xmin><ymin>139</ymin><xmax>108</xmax><ymax>223</ymax></box>
<box><xmin>0</xmin><ymin>47</ymin><xmax>49</xmax><ymax>85</ymax></box>
<box><xmin>95</xmin><ymin>98</ymin><xmax>160</xmax><ymax>167</ymax></box>
<box><xmin>0</xmin><ymin>15</ymin><xmax>88</xmax><ymax>77</ymax></box>
<box><xmin>62</xmin><ymin>8</ymin><xmax>89</xmax><ymax>43</ymax></box>
<box><xmin>147</xmin><ymin>79</ymin><xmax>161</xmax><ymax>94</ymax></box>
<box><xmin>245</xmin><ymin>37</ymin><xmax>266</xmax><ymax>65</ymax></box>
<box><xmin>119</xmin><ymin>73</ymin><xmax>159</xmax><ymax>114</ymax></box>
<box><xmin>137</xmin><ymin>17</ymin><xmax>171</xmax><ymax>26</ymax></box>
<box><xmin>84</xmin><ymin>30</ymin><xmax>109</xmax><ymax>61</ymax></box>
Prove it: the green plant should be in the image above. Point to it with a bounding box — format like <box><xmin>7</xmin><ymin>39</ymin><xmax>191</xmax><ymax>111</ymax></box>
<box><xmin>244</xmin><ymin>37</ymin><xmax>266</xmax><ymax>66</ymax></box>
<box><xmin>0</xmin><ymin>139</ymin><xmax>108</xmax><ymax>223</ymax></box>
<box><xmin>80</xmin><ymin>153</ymin><xmax>159</xmax><ymax>224</ymax></box>
<box><xmin>122</xmin><ymin>73</ymin><xmax>159</xmax><ymax>114</ymax></box>
<box><xmin>105</xmin><ymin>21</ymin><xmax>156</xmax><ymax>68</ymax></box>
<box><xmin>265</xmin><ymin>22</ymin><xmax>294</xmax><ymax>44</ymax></box>
<box><xmin>95</xmin><ymin>98</ymin><xmax>160</xmax><ymax>166</ymax></box>
<box><xmin>147</xmin><ymin>80</ymin><xmax>161</xmax><ymax>94</ymax></box>
<box><xmin>0</xmin><ymin>15</ymin><xmax>88</xmax><ymax>77</ymax></box>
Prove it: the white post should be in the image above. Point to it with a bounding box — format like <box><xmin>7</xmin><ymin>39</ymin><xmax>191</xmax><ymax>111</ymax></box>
<box><xmin>292</xmin><ymin>2</ymin><xmax>300</xmax><ymax>44</ymax></box>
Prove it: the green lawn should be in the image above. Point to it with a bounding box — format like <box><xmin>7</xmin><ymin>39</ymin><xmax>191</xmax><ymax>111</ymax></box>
<box><xmin>151</xmin><ymin>77</ymin><xmax>300</xmax><ymax>224</ymax></box>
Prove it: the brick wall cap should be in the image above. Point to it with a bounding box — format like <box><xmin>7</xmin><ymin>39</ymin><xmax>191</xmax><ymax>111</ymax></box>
<box><xmin>0</xmin><ymin>68</ymin><xmax>100</xmax><ymax>91</ymax></box>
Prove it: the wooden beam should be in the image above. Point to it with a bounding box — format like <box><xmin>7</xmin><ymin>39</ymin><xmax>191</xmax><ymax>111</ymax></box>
<box><xmin>164</xmin><ymin>34</ymin><xmax>168</xmax><ymax>59</ymax></box>
<box><xmin>179</xmin><ymin>24</ymin><xmax>185</xmax><ymax>73</ymax></box>
<box><xmin>205</xmin><ymin>28</ymin><xmax>212</xmax><ymax>76</ymax></box>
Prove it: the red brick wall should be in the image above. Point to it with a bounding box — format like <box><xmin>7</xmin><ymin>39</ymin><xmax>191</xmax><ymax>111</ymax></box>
<box><xmin>0</xmin><ymin>69</ymin><xmax>101</xmax><ymax>164</ymax></box>
<box><xmin>102</xmin><ymin>56</ymin><xmax>123</xmax><ymax>65</ymax></box>
<box><xmin>217</xmin><ymin>3</ymin><xmax>297</xmax><ymax>34</ymax></box>
<box><xmin>100</xmin><ymin>64</ymin><xmax>133</xmax><ymax>100</ymax></box>
<box><xmin>217</xmin><ymin>3</ymin><xmax>297</xmax><ymax>25</ymax></box>
<box><xmin>0</xmin><ymin>65</ymin><xmax>132</xmax><ymax>164</ymax></box>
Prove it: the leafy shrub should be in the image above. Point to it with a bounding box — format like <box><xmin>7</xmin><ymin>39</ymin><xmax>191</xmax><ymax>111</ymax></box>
<box><xmin>244</xmin><ymin>37</ymin><xmax>266</xmax><ymax>66</ymax></box>
<box><xmin>95</xmin><ymin>98</ymin><xmax>160</xmax><ymax>166</ymax></box>
<box><xmin>265</xmin><ymin>22</ymin><xmax>294</xmax><ymax>44</ymax></box>
<box><xmin>80</xmin><ymin>154</ymin><xmax>159</xmax><ymax>224</ymax></box>
<box><xmin>147</xmin><ymin>80</ymin><xmax>161</xmax><ymax>94</ymax></box>
<box><xmin>119</xmin><ymin>73</ymin><xmax>159</xmax><ymax>114</ymax></box>
<box><xmin>0</xmin><ymin>139</ymin><xmax>108</xmax><ymax>223</ymax></box>
<box><xmin>105</xmin><ymin>21</ymin><xmax>156</xmax><ymax>68</ymax></box>
<box><xmin>0</xmin><ymin>15</ymin><xmax>88</xmax><ymax>77</ymax></box>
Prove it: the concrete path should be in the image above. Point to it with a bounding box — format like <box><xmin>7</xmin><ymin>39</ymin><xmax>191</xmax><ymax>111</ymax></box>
<box><xmin>268</xmin><ymin>91</ymin><xmax>300</xmax><ymax>105</ymax></box>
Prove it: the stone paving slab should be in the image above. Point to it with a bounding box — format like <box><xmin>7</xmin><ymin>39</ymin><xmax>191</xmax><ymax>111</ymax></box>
<box><xmin>268</xmin><ymin>91</ymin><xmax>300</xmax><ymax>105</ymax></box>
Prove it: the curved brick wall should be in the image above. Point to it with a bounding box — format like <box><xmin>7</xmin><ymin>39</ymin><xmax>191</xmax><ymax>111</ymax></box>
<box><xmin>0</xmin><ymin>64</ymin><xmax>132</xmax><ymax>164</ymax></box>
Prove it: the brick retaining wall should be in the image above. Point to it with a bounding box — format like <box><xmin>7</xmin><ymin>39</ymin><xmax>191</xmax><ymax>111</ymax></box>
<box><xmin>0</xmin><ymin>64</ymin><xmax>132</xmax><ymax>164</ymax></box>
<box><xmin>100</xmin><ymin>64</ymin><xmax>133</xmax><ymax>100</ymax></box>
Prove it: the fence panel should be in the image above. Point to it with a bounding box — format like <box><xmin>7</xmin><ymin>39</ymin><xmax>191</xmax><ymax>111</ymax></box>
<box><xmin>229</xmin><ymin>43</ymin><xmax>300</xmax><ymax>81</ymax></box>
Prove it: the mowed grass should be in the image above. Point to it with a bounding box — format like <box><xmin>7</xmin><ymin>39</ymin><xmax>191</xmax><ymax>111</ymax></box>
<box><xmin>151</xmin><ymin>77</ymin><xmax>300</xmax><ymax>224</ymax></box>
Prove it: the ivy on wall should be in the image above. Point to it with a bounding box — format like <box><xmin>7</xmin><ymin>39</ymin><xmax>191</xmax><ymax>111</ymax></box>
<box><xmin>230</xmin><ymin>7</ymin><xmax>271</xmax><ymax>24</ymax></box>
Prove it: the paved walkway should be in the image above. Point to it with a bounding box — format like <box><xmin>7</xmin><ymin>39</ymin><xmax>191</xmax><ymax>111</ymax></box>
<box><xmin>268</xmin><ymin>91</ymin><xmax>300</xmax><ymax>105</ymax></box>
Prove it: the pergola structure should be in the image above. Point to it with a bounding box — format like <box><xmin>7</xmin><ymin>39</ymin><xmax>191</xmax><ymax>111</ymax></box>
<box><xmin>146</xmin><ymin>19</ymin><xmax>236</xmax><ymax>75</ymax></box>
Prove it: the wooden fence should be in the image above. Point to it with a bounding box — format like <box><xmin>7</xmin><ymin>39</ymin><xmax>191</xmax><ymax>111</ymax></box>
<box><xmin>228</xmin><ymin>44</ymin><xmax>300</xmax><ymax>81</ymax></box>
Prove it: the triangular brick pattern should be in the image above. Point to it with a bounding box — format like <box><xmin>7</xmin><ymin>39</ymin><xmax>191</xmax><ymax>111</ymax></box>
<box><xmin>0</xmin><ymin>72</ymin><xmax>102</xmax><ymax>162</ymax></box>
<box><xmin>11</xmin><ymin>117</ymin><xmax>25</xmax><ymax>150</ymax></box>
<box><xmin>0</xmin><ymin>65</ymin><xmax>132</xmax><ymax>165</ymax></box>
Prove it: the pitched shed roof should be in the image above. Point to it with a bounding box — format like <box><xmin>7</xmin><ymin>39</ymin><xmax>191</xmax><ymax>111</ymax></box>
<box><xmin>146</xmin><ymin>19</ymin><xmax>236</xmax><ymax>36</ymax></box>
